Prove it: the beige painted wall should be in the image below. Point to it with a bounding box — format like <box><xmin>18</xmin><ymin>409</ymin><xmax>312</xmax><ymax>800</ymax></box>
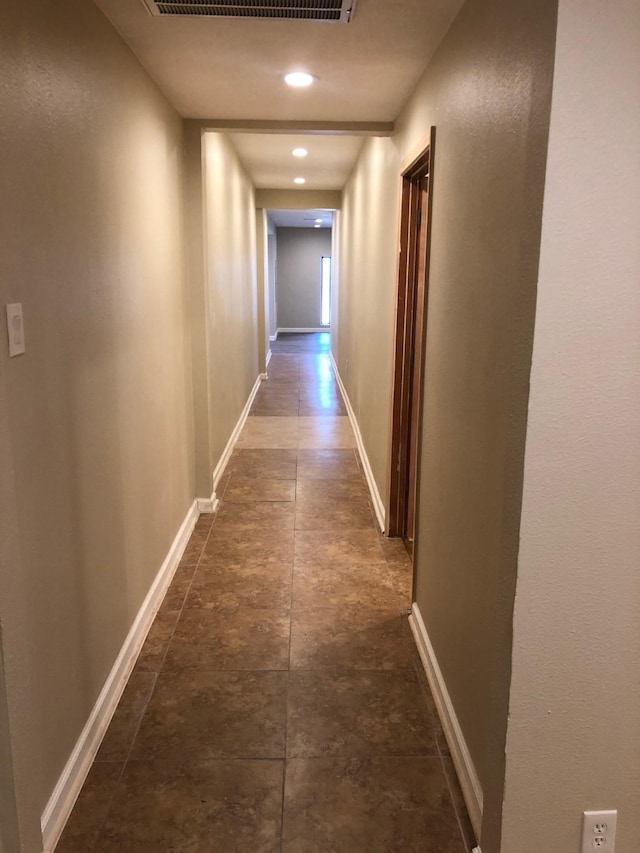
<box><xmin>335</xmin><ymin>135</ymin><xmax>401</xmax><ymax>498</ymax></box>
<box><xmin>202</xmin><ymin>133</ymin><xmax>259</xmax><ymax>473</ymax></box>
<box><xmin>276</xmin><ymin>229</ymin><xmax>332</xmax><ymax>329</ymax></box>
<box><xmin>502</xmin><ymin>2</ymin><xmax>640</xmax><ymax>851</ymax></box>
<box><xmin>0</xmin><ymin>0</ymin><xmax>194</xmax><ymax>842</ymax></box>
<box><xmin>336</xmin><ymin>0</ymin><xmax>558</xmax><ymax>848</ymax></box>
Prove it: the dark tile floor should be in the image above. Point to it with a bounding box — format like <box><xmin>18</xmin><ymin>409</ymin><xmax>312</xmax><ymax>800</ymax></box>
<box><xmin>57</xmin><ymin>337</ymin><xmax>475</xmax><ymax>852</ymax></box>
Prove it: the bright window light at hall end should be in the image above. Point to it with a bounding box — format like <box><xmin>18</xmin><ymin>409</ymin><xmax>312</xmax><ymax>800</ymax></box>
<box><xmin>294</xmin><ymin>177</ymin><xmax>306</xmax><ymax>185</ymax></box>
<box><xmin>292</xmin><ymin>148</ymin><xmax>308</xmax><ymax>158</ymax></box>
<box><xmin>284</xmin><ymin>71</ymin><xmax>314</xmax><ymax>88</ymax></box>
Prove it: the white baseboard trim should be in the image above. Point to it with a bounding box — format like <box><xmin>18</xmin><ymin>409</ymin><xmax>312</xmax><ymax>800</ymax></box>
<box><xmin>41</xmin><ymin>499</ymin><xmax>200</xmax><ymax>853</ymax></box>
<box><xmin>266</xmin><ymin>349</ymin><xmax>272</xmax><ymax>367</ymax></box>
<box><xmin>276</xmin><ymin>327</ymin><xmax>330</xmax><ymax>335</ymax></box>
<box><xmin>210</xmin><ymin>374</ymin><xmax>262</xmax><ymax>493</ymax></box>
<box><xmin>473</xmin><ymin>848</ymin><xmax>482</xmax><ymax>853</ymax></box>
<box><xmin>196</xmin><ymin>493</ymin><xmax>220</xmax><ymax>514</ymax></box>
<box><xmin>329</xmin><ymin>352</ymin><xmax>385</xmax><ymax>532</ymax></box>
<box><xmin>409</xmin><ymin>603</ymin><xmax>484</xmax><ymax>840</ymax></box>
<box><xmin>269</xmin><ymin>333</ymin><xmax>278</xmax><ymax>342</ymax></box>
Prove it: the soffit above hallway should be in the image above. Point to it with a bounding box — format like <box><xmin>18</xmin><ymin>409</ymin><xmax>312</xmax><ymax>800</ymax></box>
<box><xmin>228</xmin><ymin>133</ymin><xmax>364</xmax><ymax>189</ymax></box>
<box><xmin>93</xmin><ymin>0</ymin><xmax>464</xmax><ymax>121</ymax></box>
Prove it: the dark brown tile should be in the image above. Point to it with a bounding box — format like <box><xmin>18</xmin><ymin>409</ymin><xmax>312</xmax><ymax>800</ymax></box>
<box><xmin>202</xmin><ymin>525</ymin><xmax>294</xmax><ymax>566</ymax></box>
<box><xmin>441</xmin><ymin>755</ymin><xmax>478</xmax><ymax>851</ymax></box>
<box><xmin>295</xmin><ymin>498</ymin><xmax>376</xmax><ymax>531</ymax></box>
<box><xmin>135</xmin><ymin>610</ymin><xmax>180</xmax><ymax>672</ymax></box>
<box><xmin>164</xmin><ymin>608</ymin><xmax>290</xmax><ymax>671</ymax></box>
<box><xmin>250</xmin><ymin>401</ymin><xmax>300</xmax><ymax>417</ymax></box>
<box><xmin>208</xmin><ymin>503</ymin><xmax>295</xmax><ymax>535</ymax></box>
<box><xmin>158</xmin><ymin>564</ymin><xmax>197</xmax><ymax>614</ymax></box>
<box><xmin>227</xmin><ymin>448</ymin><xmax>297</xmax><ymax>480</ymax></box>
<box><xmin>296</xmin><ymin>479</ymin><xmax>370</xmax><ymax>502</ymax></box>
<box><xmin>290</xmin><ymin>605</ymin><xmax>415</xmax><ymax>671</ymax></box>
<box><xmin>186</xmin><ymin>566</ymin><xmax>291</xmax><ymax>614</ymax></box>
<box><xmin>379</xmin><ymin>535</ymin><xmax>413</xmax><ymax>567</ymax></box>
<box><xmin>287</xmin><ymin>670</ymin><xmax>438</xmax><ymax>758</ymax></box>
<box><xmin>296</xmin><ymin>449</ymin><xmax>362</xmax><ymax>480</ymax></box>
<box><xmin>96</xmin><ymin>671</ymin><xmax>157</xmax><ymax>762</ymax></box>
<box><xmin>131</xmin><ymin>671</ymin><xmax>287</xmax><ymax>760</ymax></box>
<box><xmin>298</xmin><ymin>404</ymin><xmax>346</xmax><ymax>416</ymax></box>
<box><xmin>291</xmin><ymin>561</ymin><xmax>409</xmax><ymax>610</ymax></box>
<box><xmin>294</xmin><ymin>530</ymin><xmax>384</xmax><ymax>569</ymax></box>
<box><xmin>56</xmin><ymin>762</ymin><xmax>123</xmax><ymax>852</ymax></box>
<box><xmin>96</xmin><ymin>759</ymin><xmax>283</xmax><ymax>852</ymax></box>
<box><xmin>223</xmin><ymin>479</ymin><xmax>296</xmax><ymax>502</ymax></box>
<box><xmin>282</xmin><ymin>756</ymin><xmax>465</xmax><ymax>853</ymax></box>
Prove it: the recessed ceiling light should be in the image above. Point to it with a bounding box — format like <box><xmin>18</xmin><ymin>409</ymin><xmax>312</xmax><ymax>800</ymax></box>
<box><xmin>314</xmin><ymin>224</ymin><xmax>321</xmax><ymax>228</ymax></box>
<box><xmin>292</xmin><ymin>148</ymin><xmax>308</xmax><ymax>158</ymax></box>
<box><xmin>284</xmin><ymin>71</ymin><xmax>314</xmax><ymax>88</ymax></box>
<box><xmin>315</xmin><ymin>218</ymin><xmax>322</xmax><ymax>223</ymax></box>
<box><xmin>294</xmin><ymin>177</ymin><xmax>306</xmax><ymax>185</ymax></box>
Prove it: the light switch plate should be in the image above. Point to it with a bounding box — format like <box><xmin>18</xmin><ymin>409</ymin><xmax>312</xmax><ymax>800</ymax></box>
<box><xmin>6</xmin><ymin>303</ymin><xmax>25</xmax><ymax>357</ymax></box>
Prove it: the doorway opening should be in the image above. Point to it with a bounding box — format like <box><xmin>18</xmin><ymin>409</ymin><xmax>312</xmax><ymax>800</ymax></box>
<box><xmin>387</xmin><ymin>129</ymin><xmax>435</xmax><ymax>557</ymax></box>
<box><xmin>321</xmin><ymin>256</ymin><xmax>332</xmax><ymax>327</ymax></box>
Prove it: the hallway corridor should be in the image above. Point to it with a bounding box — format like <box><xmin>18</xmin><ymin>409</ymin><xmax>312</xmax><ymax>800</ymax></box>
<box><xmin>57</xmin><ymin>341</ymin><xmax>474</xmax><ymax>852</ymax></box>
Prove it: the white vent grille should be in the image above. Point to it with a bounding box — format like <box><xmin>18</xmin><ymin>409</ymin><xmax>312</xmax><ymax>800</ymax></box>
<box><xmin>141</xmin><ymin>0</ymin><xmax>356</xmax><ymax>21</ymax></box>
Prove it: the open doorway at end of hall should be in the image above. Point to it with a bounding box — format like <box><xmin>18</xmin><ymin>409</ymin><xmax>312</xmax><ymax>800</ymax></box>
<box><xmin>265</xmin><ymin>209</ymin><xmax>334</xmax><ymax>354</ymax></box>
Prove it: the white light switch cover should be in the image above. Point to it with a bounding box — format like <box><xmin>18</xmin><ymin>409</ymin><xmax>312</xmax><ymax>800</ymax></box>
<box><xmin>6</xmin><ymin>303</ymin><xmax>25</xmax><ymax>357</ymax></box>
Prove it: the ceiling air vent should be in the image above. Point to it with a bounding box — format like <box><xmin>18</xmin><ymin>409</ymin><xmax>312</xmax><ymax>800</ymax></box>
<box><xmin>140</xmin><ymin>0</ymin><xmax>356</xmax><ymax>22</ymax></box>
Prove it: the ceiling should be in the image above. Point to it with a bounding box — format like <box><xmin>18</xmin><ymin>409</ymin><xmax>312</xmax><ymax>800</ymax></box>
<box><xmin>94</xmin><ymin>0</ymin><xmax>463</xmax><ymax>122</ymax></box>
<box><xmin>268</xmin><ymin>209</ymin><xmax>334</xmax><ymax>228</ymax></box>
<box><xmin>228</xmin><ymin>133</ymin><xmax>364</xmax><ymax>189</ymax></box>
<box><xmin>94</xmin><ymin>0</ymin><xmax>464</xmax><ymax>193</ymax></box>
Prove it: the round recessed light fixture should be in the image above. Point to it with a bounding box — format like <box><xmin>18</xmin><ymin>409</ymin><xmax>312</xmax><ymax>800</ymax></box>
<box><xmin>294</xmin><ymin>177</ymin><xmax>306</xmax><ymax>185</ymax></box>
<box><xmin>284</xmin><ymin>71</ymin><xmax>314</xmax><ymax>88</ymax></box>
<box><xmin>292</xmin><ymin>147</ymin><xmax>308</xmax><ymax>158</ymax></box>
<box><xmin>315</xmin><ymin>218</ymin><xmax>322</xmax><ymax>223</ymax></box>
<box><xmin>314</xmin><ymin>224</ymin><xmax>321</xmax><ymax>228</ymax></box>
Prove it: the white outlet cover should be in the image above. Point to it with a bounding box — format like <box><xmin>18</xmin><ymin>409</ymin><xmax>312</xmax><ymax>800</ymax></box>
<box><xmin>582</xmin><ymin>810</ymin><xmax>617</xmax><ymax>853</ymax></box>
<box><xmin>6</xmin><ymin>303</ymin><xmax>25</xmax><ymax>357</ymax></box>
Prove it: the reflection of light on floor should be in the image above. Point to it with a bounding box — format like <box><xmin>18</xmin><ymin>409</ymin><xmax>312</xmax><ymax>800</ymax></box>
<box><xmin>315</xmin><ymin>354</ymin><xmax>332</xmax><ymax>383</ymax></box>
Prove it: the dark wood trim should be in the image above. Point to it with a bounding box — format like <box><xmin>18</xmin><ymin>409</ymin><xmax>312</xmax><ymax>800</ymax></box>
<box><xmin>388</xmin><ymin>127</ymin><xmax>436</xmax><ymax>560</ymax></box>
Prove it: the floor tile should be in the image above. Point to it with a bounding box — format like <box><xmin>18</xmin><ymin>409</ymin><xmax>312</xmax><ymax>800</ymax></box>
<box><xmin>294</xmin><ymin>496</ymin><xmax>376</xmax><ymax>531</ymax></box>
<box><xmin>236</xmin><ymin>417</ymin><xmax>298</xmax><ymax>449</ymax></box>
<box><xmin>56</xmin><ymin>761</ymin><xmax>123</xmax><ymax>852</ymax></box>
<box><xmin>441</xmin><ymin>755</ymin><xmax>478</xmax><ymax>850</ymax></box>
<box><xmin>96</xmin><ymin>759</ymin><xmax>283</xmax><ymax>852</ymax></box>
<box><xmin>290</xmin><ymin>605</ymin><xmax>415</xmax><ymax>670</ymax></box>
<box><xmin>227</xmin><ymin>448</ymin><xmax>297</xmax><ymax>480</ymax></box>
<box><xmin>186</xmin><ymin>567</ymin><xmax>291</xmax><ymax>614</ymax></box>
<box><xmin>296</xmin><ymin>449</ymin><xmax>362</xmax><ymax>480</ymax></box>
<box><xmin>135</xmin><ymin>610</ymin><xmax>180</xmax><ymax>672</ymax></box>
<box><xmin>201</xmin><ymin>527</ymin><xmax>294</xmax><ymax>567</ymax></box>
<box><xmin>96</xmin><ymin>671</ymin><xmax>157</xmax><ymax>762</ymax></box>
<box><xmin>291</xmin><ymin>560</ymin><xmax>409</xmax><ymax>609</ymax></box>
<box><xmin>294</xmin><ymin>529</ymin><xmax>385</xmax><ymax>569</ymax></box>
<box><xmin>287</xmin><ymin>670</ymin><xmax>438</xmax><ymax>758</ymax></box>
<box><xmin>164</xmin><ymin>608</ymin><xmax>290</xmax><ymax>671</ymax></box>
<box><xmin>282</xmin><ymin>756</ymin><xmax>465</xmax><ymax>853</ymax></box>
<box><xmin>223</xmin><ymin>479</ymin><xmax>296</xmax><ymax>502</ymax></box>
<box><xmin>213</xmin><ymin>500</ymin><xmax>295</xmax><ymax>531</ymax></box>
<box><xmin>295</xmin><ymin>479</ymin><xmax>370</xmax><ymax>501</ymax></box>
<box><xmin>131</xmin><ymin>671</ymin><xmax>287</xmax><ymax>760</ymax></box>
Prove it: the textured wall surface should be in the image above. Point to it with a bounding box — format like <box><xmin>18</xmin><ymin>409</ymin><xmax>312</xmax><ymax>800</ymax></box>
<box><xmin>336</xmin><ymin>1</ymin><xmax>558</xmax><ymax>848</ymax></box>
<box><xmin>276</xmin><ymin>228</ymin><xmax>332</xmax><ymax>329</ymax></box>
<box><xmin>503</xmin><ymin>2</ymin><xmax>640</xmax><ymax>851</ymax></box>
<box><xmin>335</xmin><ymin>136</ymin><xmax>400</xmax><ymax>499</ymax></box>
<box><xmin>203</xmin><ymin>133</ymin><xmax>259</xmax><ymax>471</ymax></box>
<box><xmin>0</xmin><ymin>0</ymin><xmax>194</xmax><ymax>839</ymax></box>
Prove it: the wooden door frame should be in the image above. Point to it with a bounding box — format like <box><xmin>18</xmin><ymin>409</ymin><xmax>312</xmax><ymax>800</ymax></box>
<box><xmin>387</xmin><ymin>127</ymin><xmax>436</xmax><ymax>544</ymax></box>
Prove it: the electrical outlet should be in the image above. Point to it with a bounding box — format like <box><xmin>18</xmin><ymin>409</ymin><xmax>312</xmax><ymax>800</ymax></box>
<box><xmin>582</xmin><ymin>810</ymin><xmax>617</xmax><ymax>853</ymax></box>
